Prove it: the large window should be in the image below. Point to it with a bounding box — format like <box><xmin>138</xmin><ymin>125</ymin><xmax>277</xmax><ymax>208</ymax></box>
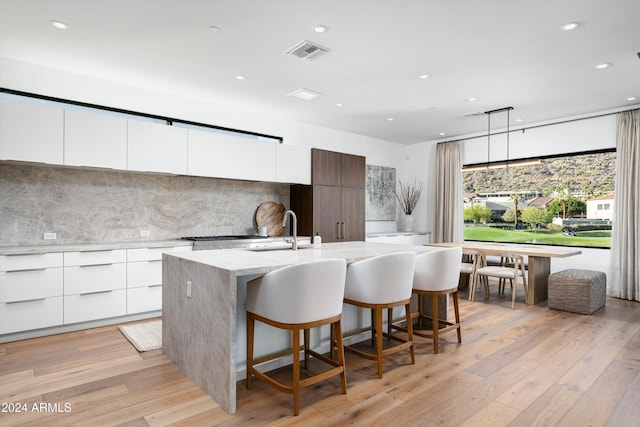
<box><xmin>463</xmin><ymin>150</ymin><xmax>615</xmax><ymax>248</ymax></box>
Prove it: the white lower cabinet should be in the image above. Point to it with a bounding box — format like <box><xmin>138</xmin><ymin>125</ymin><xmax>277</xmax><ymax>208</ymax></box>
<box><xmin>64</xmin><ymin>263</ymin><xmax>127</xmax><ymax>295</ymax></box>
<box><xmin>64</xmin><ymin>290</ymin><xmax>127</xmax><ymax>324</ymax></box>
<box><xmin>0</xmin><ymin>244</ymin><xmax>191</xmax><ymax>340</ymax></box>
<box><xmin>0</xmin><ymin>297</ymin><xmax>64</xmax><ymax>335</ymax></box>
<box><xmin>0</xmin><ymin>253</ymin><xmax>64</xmax><ymax>334</ymax></box>
<box><xmin>126</xmin><ymin>246</ymin><xmax>191</xmax><ymax>314</ymax></box>
<box><xmin>63</xmin><ymin>250</ymin><xmax>127</xmax><ymax>324</ymax></box>
<box><xmin>127</xmin><ymin>285</ymin><xmax>163</xmax><ymax>314</ymax></box>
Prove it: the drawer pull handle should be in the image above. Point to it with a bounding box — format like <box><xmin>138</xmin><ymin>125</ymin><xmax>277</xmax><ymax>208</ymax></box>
<box><xmin>79</xmin><ymin>263</ymin><xmax>113</xmax><ymax>268</ymax></box>
<box><xmin>79</xmin><ymin>290</ymin><xmax>113</xmax><ymax>296</ymax></box>
<box><xmin>5</xmin><ymin>268</ymin><xmax>47</xmax><ymax>273</ymax></box>
<box><xmin>6</xmin><ymin>298</ymin><xmax>46</xmax><ymax>304</ymax></box>
<box><xmin>81</xmin><ymin>249</ymin><xmax>114</xmax><ymax>253</ymax></box>
<box><xmin>148</xmin><ymin>284</ymin><xmax>163</xmax><ymax>288</ymax></box>
<box><xmin>147</xmin><ymin>260</ymin><xmax>162</xmax><ymax>263</ymax></box>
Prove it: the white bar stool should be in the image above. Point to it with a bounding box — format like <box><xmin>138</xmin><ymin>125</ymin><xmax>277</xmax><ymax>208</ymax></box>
<box><xmin>246</xmin><ymin>259</ymin><xmax>347</xmax><ymax>416</ymax></box>
<box><xmin>410</xmin><ymin>247</ymin><xmax>463</xmax><ymax>353</ymax></box>
<box><xmin>342</xmin><ymin>251</ymin><xmax>416</xmax><ymax>379</ymax></box>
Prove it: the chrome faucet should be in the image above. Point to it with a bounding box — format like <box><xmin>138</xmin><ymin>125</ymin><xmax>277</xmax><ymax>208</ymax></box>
<box><xmin>282</xmin><ymin>210</ymin><xmax>298</xmax><ymax>250</ymax></box>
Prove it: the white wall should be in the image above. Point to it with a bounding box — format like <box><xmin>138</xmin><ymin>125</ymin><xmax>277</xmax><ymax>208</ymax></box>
<box><xmin>462</xmin><ymin>113</ymin><xmax>617</xmax><ymax>164</ymax></box>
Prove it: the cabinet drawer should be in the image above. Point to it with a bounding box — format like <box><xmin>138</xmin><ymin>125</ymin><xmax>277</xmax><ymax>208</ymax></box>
<box><xmin>127</xmin><ymin>245</ymin><xmax>191</xmax><ymax>262</ymax></box>
<box><xmin>127</xmin><ymin>260</ymin><xmax>162</xmax><ymax>288</ymax></box>
<box><xmin>127</xmin><ymin>285</ymin><xmax>162</xmax><ymax>314</ymax></box>
<box><xmin>0</xmin><ymin>268</ymin><xmax>63</xmax><ymax>302</ymax></box>
<box><xmin>64</xmin><ymin>263</ymin><xmax>126</xmax><ymax>295</ymax></box>
<box><xmin>0</xmin><ymin>296</ymin><xmax>63</xmax><ymax>334</ymax></box>
<box><xmin>0</xmin><ymin>253</ymin><xmax>63</xmax><ymax>271</ymax></box>
<box><xmin>64</xmin><ymin>289</ymin><xmax>126</xmax><ymax>324</ymax></box>
<box><xmin>64</xmin><ymin>250</ymin><xmax>126</xmax><ymax>267</ymax></box>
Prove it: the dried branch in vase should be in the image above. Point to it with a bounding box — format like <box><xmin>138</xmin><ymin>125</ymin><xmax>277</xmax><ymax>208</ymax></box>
<box><xmin>395</xmin><ymin>179</ymin><xmax>424</xmax><ymax>215</ymax></box>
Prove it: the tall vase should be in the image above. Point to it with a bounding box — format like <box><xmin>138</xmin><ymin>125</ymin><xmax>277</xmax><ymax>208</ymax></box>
<box><xmin>398</xmin><ymin>214</ymin><xmax>414</xmax><ymax>232</ymax></box>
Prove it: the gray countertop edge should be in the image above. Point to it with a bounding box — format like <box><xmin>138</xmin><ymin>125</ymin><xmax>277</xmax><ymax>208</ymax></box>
<box><xmin>0</xmin><ymin>239</ymin><xmax>193</xmax><ymax>256</ymax></box>
<box><xmin>366</xmin><ymin>231</ymin><xmax>431</xmax><ymax>237</ymax></box>
<box><xmin>0</xmin><ymin>236</ymin><xmax>312</xmax><ymax>256</ymax></box>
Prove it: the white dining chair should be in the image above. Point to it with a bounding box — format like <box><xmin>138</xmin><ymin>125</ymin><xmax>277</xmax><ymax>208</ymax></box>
<box><xmin>472</xmin><ymin>252</ymin><xmax>528</xmax><ymax>309</ymax></box>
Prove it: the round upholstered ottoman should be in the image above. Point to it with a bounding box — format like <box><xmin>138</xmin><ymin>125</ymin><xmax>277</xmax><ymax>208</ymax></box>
<box><xmin>548</xmin><ymin>269</ymin><xmax>606</xmax><ymax>314</ymax></box>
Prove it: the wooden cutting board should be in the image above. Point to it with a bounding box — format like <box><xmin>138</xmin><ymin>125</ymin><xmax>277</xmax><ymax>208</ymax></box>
<box><xmin>255</xmin><ymin>202</ymin><xmax>286</xmax><ymax>236</ymax></box>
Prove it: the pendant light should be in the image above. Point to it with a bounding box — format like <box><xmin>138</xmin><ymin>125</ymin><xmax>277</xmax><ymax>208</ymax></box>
<box><xmin>484</xmin><ymin>106</ymin><xmax>514</xmax><ymax>169</ymax></box>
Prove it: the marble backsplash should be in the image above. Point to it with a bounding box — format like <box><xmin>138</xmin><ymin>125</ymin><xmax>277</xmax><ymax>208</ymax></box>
<box><xmin>0</xmin><ymin>163</ymin><xmax>290</xmax><ymax>246</ymax></box>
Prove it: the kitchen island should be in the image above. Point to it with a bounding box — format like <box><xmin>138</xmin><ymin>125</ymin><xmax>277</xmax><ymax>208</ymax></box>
<box><xmin>162</xmin><ymin>241</ymin><xmax>437</xmax><ymax>414</ymax></box>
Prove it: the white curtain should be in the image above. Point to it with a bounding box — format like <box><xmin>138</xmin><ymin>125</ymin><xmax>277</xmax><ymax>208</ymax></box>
<box><xmin>435</xmin><ymin>141</ymin><xmax>464</xmax><ymax>243</ymax></box>
<box><xmin>609</xmin><ymin>109</ymin><xmax>640</xmax><ymax>301</ymax></box>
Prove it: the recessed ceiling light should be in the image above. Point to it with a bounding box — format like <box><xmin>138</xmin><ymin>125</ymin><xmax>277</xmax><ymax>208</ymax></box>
<box><xmin>466</xmin><ymin>97</ymin><xmax>478</xmax><ymax>102</ymax></box>
<box><xmin>387</xmin><ymin>117</ymin><xmax>394</xmax><ymax>121</ymax></box>
<box><xmin>560</xmin><ymin>22</ymin><xmax>579</xmax><ymax>31</ymax></box>
<box><xmin>439</xmin><ymin>132</ymin><xmax>446</xmax><ymax>136</ymax></box>
<box><xmin>209</xmin><ymin>25</ymin><xmax>221</xmax><ymax>32</ymax></box>
<box><xmin>313</xmin><ymin>25</ymin><xmax>328</xmax><ymax>33</ymax></box>
<box><xmin>627</xmin><ymin>96</ymin><xmax>637</xmax><ymax>101</ymax></box>
<box><xmin>418</xmin><ymin>74</ymin><xmax>430</xmax><ymax>79</ymax></box>
<box><xmin>594</xmin><ymin>63</ymin><xmax>611</xmax><ymax>69</ymax></box>
<box><xmin>336</xmin><ymin>103</ymin><xmax>344</xmax><ymax>107</ymax></box>
<box><xmin>515</xmin><ymin>118</ymin><xmax>524</xmax><ymax>122</ymax></box>
<box><xmin>235</xmin><ymin>75</ymin><xmax>246</xmax><ymax>80</ymax></box>
<box><xmin>50</xmin><ymin>20</ymin><xmax>68</xmax><ymax>30</ymax></box>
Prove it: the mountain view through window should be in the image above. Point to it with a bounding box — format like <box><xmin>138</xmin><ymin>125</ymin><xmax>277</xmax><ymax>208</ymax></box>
<box><xmin>463</xmin><ymin>150</ymin><xmax>615</xmax><ymax>248</ymax></box>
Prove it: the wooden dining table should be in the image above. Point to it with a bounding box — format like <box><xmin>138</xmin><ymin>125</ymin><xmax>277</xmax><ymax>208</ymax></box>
<box><xmin>426</xmin><ymin>242</ymin><xmax>582</xmax><ymax>304</ymax></box>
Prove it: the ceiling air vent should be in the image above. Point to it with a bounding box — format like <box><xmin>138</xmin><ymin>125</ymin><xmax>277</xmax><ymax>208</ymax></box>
<box><xmin>287</xmin><ymin>88</ymin><xmax>323</xmax><ymax>101</ymax></box>
<box><xmin>285</xmin><ymin>40</ymin><xmax>329</xmax><ymax>61</ymax></box>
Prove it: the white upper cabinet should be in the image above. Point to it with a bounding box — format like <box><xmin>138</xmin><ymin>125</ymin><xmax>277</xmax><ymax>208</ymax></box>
<box><xmin>128</xmin><ymin>120</ymin><xmax>188</xmax><ymax>174</ymax></box>
<box><xmin>0</xmin><ymin>97</ymin><xmax>64</xmax><ymax>164</ymax></box>
<box><xmin>275</xmin><ymin>144</ymin><xmax>310</xmax><ymax>184</ymax></box>
<box><xmin>64</xmin><ymin>108</ymin><xmax>128</xmax><ymax>169</ymax></box>
<box><xmin>188</xmin><ymin>129</ymin><xmax>276</xmax><ymax>181</ymax></box>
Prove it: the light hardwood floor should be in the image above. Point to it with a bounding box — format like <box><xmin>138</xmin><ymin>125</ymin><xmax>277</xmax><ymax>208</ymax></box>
<box><xmin>1</xmin><ymin>286</ymin><xmax>639</xmax><ymax>427</ymax></box>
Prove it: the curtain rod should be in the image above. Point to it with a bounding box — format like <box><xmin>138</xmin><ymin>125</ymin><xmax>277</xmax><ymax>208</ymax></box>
<box><xmin>437</xmin><ymin>106</ymin><xmax>639</xmax><ymax>145</ymax></box>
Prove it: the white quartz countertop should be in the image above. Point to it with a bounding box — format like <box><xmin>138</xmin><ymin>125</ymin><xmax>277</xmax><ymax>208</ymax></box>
<box><xmin>0</xmin><ymin>239</ymin><xmax>192</xmax><ymax>256</ymax></box>
<box><xmin>164</xmin><ymin>241</ymin><xmax>439</xmax><ymax>277</ymax></box>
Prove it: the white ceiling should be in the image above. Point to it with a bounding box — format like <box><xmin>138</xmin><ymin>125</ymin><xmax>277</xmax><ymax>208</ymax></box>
<box><xmin>1</xmin><ymin>0</ymin><xmax>639</xmax><ymax>144</ymax></box>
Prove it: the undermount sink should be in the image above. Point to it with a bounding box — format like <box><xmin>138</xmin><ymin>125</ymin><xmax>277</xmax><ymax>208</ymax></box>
<box><xmin>245</xmin><ymin>243</ymin><xmax>313</xmax><ymax>252</ymax></box>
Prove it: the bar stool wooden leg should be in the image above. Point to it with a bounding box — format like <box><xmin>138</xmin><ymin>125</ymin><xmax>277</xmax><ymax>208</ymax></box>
<box><xmin>374</xmin><ymin>307</ymin><xmax>384</xmax><ymax>379</ymax></box>
<box><xmin>453</xmin><ymin>291</ymin><xmax>462</xmax><ymax>344</ymax></box>
<box><xmin>431</xmin><ymin>291</ymin><xmax>440</xmax><ymax>354</ymax></box>
<box><xmin>292</xmin><ymin>326</ymin><xmax>301</xmax><ymax>416</ymax></box>
<box><xmin>334</xmin><ymin>319</ymin><xmax>348</xmax><ymax>393</ymax></box>
<box><xmin>405</xmin><ymin>302</ymin><xmax>415</xmax><ymax>364</ymax></box>
<box><xmin>246</xmin><ymin>314</ymin><xmax>254</xmax><ymax>389</ymax></box>
<box><xmin>303</xmin><ymin>329</ymin><xmax>310</xmax><ymax>369</ymax></box>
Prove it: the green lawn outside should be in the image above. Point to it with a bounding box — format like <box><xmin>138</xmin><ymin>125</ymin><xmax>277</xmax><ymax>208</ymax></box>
<box><xmin>463</xmin><ymin>226</ymin><xmax>611</xmax><ymax>248</ymax></box>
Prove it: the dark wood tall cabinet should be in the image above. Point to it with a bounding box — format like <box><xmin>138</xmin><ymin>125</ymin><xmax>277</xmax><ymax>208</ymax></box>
<box><xmin>291</xmin><ymin>148</ymin><xmax>366</xmax><ymax>243</ymax></box>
